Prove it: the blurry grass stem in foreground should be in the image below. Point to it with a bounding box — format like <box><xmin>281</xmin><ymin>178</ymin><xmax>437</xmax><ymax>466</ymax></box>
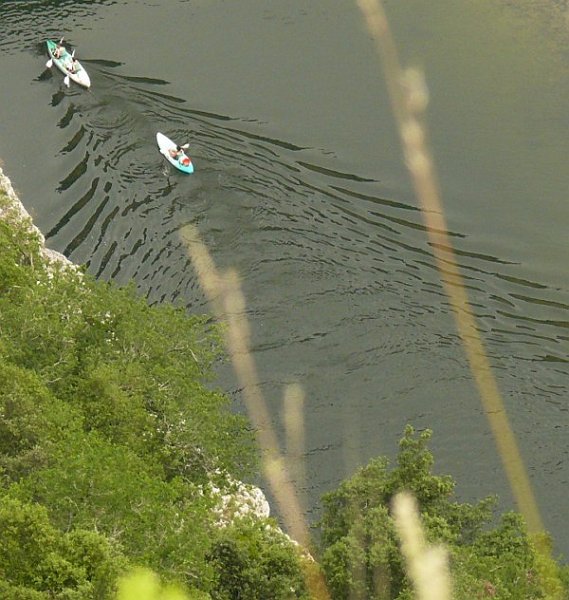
<box><xmin>181</xmin><ymin>226</ymin><xmax>305</xmax><ymax>543</ymax></box>
<box><xmin>393</xmin><ymin>493</ymin><xmax>451</xmax><ymax>600</ymax></box>
<box><xmin>355</xmin><ymin>0</ymin><xmax>547</xmax><ymax>540</ymax></box>
<box><xmin>117</xmin><ymin>569</ymin><xmax>187</xmax><ymax>600</ymax></box>
<box><xmin>283</xmin><ymin>383</ymin><xmax>307</xmax><ymax>495</ymax></box>
<box><xmin>181</xmin><ymin>225</ymin><xmax>330</xmax><ymax>600</ymax></box>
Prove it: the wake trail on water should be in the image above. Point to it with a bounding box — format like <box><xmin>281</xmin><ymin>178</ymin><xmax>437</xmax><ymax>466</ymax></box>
<box><xmin>37</xmin><ymin>65</ymin><xmax>567</xmax><ymax>382</ymax></box>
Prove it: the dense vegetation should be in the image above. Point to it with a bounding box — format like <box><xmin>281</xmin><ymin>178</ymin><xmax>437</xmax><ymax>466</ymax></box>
<box><xmin>1</xmin><ymin>188</ymin><xmax>568</xmax><ymax>599</ymax></box>
<box><xmin>318</xmin><ymin>426</ymin><xmax>569</xmax><ymax>599</ymax></box>
<box><xmin>0</xmin><ymin>191</ymin><xmax>309</xmax><ymax>599</ymax></box>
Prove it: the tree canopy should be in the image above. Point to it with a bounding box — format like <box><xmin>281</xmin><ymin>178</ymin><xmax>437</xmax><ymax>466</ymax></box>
<box><xmin>318</xmin><ymin>425</ymin><xmax>569</xmax><ymax>599</ymax></box>
<box><xmin>0</xmin><ymin>193</ymin><xmax>307</xmax><ymax>598</ymax></box>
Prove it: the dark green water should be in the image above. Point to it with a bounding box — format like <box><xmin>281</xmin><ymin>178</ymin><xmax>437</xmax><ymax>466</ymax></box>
<box><xmin>1</xmin><ymin>0</ymin><xmax>568</xmax><ymax>555</ymax></box>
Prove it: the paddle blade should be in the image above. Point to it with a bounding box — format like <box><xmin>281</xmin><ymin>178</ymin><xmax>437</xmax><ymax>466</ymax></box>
<box><xmin>46</xmin><ymin>58</ymin><xmax>53</xmax><ymax>68</ymax></box>
<box><xmin>64</xmin><ymin>74</ymin><xmax>70</xmax><ymax>87</ymax></box>
<box><xmin>180</xmin><ymin>143</ymin><xmax>190</xmax><ymax>149</ymax></box>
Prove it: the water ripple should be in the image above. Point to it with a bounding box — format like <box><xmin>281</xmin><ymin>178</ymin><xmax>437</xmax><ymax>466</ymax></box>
<box><xmin>30</xmin><ymin>53</ymin><xmax>567</xmax><ymax>422</ymax></box>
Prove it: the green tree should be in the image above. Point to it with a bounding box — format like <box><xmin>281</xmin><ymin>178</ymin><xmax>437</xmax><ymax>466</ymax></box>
<box><xmin>0</xmin><ymin>362</ymin><xmax>82</xmax><ymax>482</ymax></box>
<box><xmin>0</xmin><ymin>495</ymin><xmax>129</xmax><ymax>599</ymax></box>
<box><xmin>11</xmin><ymin>429</ymin><xmax>217</xmax><ymax>584</ymax></box>
<box><xmin>0</xmin><ymin>263</ymin><xmax>257</xmax><ymax>485</ymax></box>
<box><xmin>207</xmin><ymin>518</ymin><xmax>309</xmax><ymax>600</ymax></box>
<box><xmin>318</xmin><ymin>426</ymin><xmax>569</xmax><ymax>599</ymax></box>
<box><xmin>0</xmin><ymin>211</ymin><xmax>282</xmax><ymax>594</ymax></box>
<box><xmin>5</xmin><ymin>196</ymin><xmax>566</xmax><ymax>599</ymax></box>
<box><xmin>0</xmin><ymin>200</ymin><xmax>42</xmax><ymax>297</ymax></box>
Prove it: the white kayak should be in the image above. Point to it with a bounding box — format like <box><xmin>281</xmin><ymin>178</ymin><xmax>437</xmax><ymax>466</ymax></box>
<box><xmin>156</xmin><ymin>132</ymin><xmax>194</xmax><ymax>174</ymax></box>
<box><xmin>46</xmin><ymin>39</ymin><xmax>91</xmax><ymax>89</ymax></box>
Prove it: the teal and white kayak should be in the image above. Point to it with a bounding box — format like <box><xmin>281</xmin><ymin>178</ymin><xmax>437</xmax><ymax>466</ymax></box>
<box><xmin>46</xmin><ymin>39</ymin><xmax>91</xmax><ymax>89</ymax></box>
<box><xmin>156</xmin><ymin>132</ymin><xmax>194</xmax><ymax>174</ymax></box>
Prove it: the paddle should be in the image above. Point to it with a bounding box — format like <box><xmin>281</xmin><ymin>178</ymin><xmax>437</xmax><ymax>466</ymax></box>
<box><xmin>46</xmin><ymin>37</ymin><xmax>64</xmax><ymax>68</ymax></box>
<box><xmin>63</xmin><ymin>49</ymin><xmax>76</xmax><ymax>87</ymax></box>
<box><xmin>172</xmin><ymin>143</ymin><xmax>190</xmax><ymax>156</ymax></box>
<box><xmin>178</xmin><ymin>144</ymin><xmax>192</xmax><ymax>168</ymax></box>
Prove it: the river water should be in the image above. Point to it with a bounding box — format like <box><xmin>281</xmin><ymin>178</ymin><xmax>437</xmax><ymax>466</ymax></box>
<box><xmin>1</xmin><ymin>0</ymin><xmax>568</xmax><ymax>555</ymax></box>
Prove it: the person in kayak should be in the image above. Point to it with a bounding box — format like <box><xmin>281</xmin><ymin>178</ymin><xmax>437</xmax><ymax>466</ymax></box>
<box><xmin>53</xmin><ymin>41</ymin><xmax>65</xmax><ymax>59</ymax></box>
<box><xmin>67</xmin><ymin>57</ymin><xmax>79</xmax><ymax>74</ymax></box>
<box><xmin>170</xmin><ymin>148</ymin><xmax>190</xmax><ymax>167</ymax></box>
<box><xmin>169</xmin><ymin>142</ymin><xmax>190</xmax><ymax>163</ymax></box>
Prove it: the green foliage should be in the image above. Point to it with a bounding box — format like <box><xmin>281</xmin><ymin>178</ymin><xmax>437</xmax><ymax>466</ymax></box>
<box><xmin>0</xmin><ymin>202</ymin><xmax>43</xmax><ymax>296</ymax></box>
<box><xmin>0</xmin><ymin>495</ymin><xmax>129</xmax><ymax>599</ymax></box>
<box><xmin>0</xmin><ymin>263</ymin><xmax>257</xmax><ymax>483</ymax></box>
<box><xmin>0</xmin><ymin>213</ymin><xmax>306</xmax><ymax>597</ymax></box>
<box><xmin>0</xmin><ymin>207</ymin><xmax>257</xmax><ymax>479</ymax></box>
<box><xmin>319</xmin><ymin>455</ymin><xmax>405</xmax><ymax>600</ymax></box>
<box><xmin>452</xmin><ymin>518</ymin><xmax>569</xmax><ymax>600</ymax></box>
<box><xmin>207</xmin><ymin>518</ymin><xmax>309</xmax><ymax>600</ymax></box>
<box><xmin>318</xmin><ymin>426</ymin><xmax>569</xmax><ymax>599</ymax></box>
<box><xmin>0</xmin><ymin>211</ymin><xmax>258</xmax><ymax>493</ymax></box>
<box><xmin>11</xmin><ymin>430</ymin><xmax>215</xmax><ymax>574</ymax></box>
<box><xmin>0</xmin><ymin>362</ymin><xmax>82</xmax><ymax>481</ymax></box>
<box><xmin>0</xmin><ymin>581</ymin><xmax>46</xmax><ymax>600</ymax></box>
<box><xmin>532</xmin><ymin>534</ymin><xmax>569</xmax><ymax>600</ymax></box>
<box><xmin>2</xmin><ymin>204</ymin><xmax>567</xmax><ymax>599</ymax></box>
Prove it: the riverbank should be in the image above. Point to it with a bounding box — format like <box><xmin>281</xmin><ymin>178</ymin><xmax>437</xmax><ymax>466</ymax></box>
<box><xmin>0</xmin><ymin>162</ymin><xmax>272</xmax><ymax>527</ymax></box>
<box><xmin>0</xmin><ymin>163</ymin><xmax>316</xmax><ymax>598</ymax></box>
<box><xmin>0</xmin><ymin>166</ymin><xmax>72</xmax><ymax>270</ymax></box>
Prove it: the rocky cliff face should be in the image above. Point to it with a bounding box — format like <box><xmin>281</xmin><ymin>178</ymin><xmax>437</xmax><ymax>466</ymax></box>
<box><xmin>0</xmin><ymin>166</ymin><xmax>74</xmax><ymax>270</ymax></box>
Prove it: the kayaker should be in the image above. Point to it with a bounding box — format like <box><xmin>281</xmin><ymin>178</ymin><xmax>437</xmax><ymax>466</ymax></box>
<box><xmin>53</xmin><ymin>41</ymin><xmax>65</xmax><ymax>59</ymax></box>
<box><xmin>68</xmin><ymin>57</ymin><xmax>79</xmax><ymax>73</ymax></box>
<box><xmin>169</xmin><ymin>148</ymin><xmax>191</xmax><ymax>166</ymax></box>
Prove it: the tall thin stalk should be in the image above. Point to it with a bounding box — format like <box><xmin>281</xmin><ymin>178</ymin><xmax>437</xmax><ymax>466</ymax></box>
<box><xmin>355</xmin><ymin>0</ymin><xmax>545</xmax><ymax>539</ymax></box>
<box><xmin>181</xmin><ymin>226</ymin><xmax>330</xmax><ymax>600</ymax></box>
<box><xmin>393</xmin><ymin>492</ymin><xmax>451</xmax><ymax>600</ymax></box>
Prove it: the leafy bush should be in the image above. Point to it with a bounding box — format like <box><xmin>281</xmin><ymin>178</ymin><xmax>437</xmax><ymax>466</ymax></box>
<box><xmin>207</xmin><ymin>518</ymin><xmax>310</xmax><ymax>600</ymax></box>
<box><xmin>0</xmin><ymin>495</ymin><xmax>129</xmax><ymax>599</ymax></box>
<box><xmin>318</xmin><ymin>426</ymin><xmax>569</xmax><ymax>599</ymax></box>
